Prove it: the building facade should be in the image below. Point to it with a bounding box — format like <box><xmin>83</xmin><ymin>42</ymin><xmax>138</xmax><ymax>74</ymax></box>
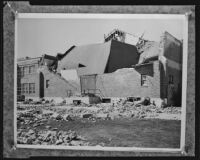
<box><xmin>17</xmin><ymin>56</ymin><xmax>80</xmax><ymax>101</ymax></box>
<box><xmin>17</xmin><ymin>30</ymin><xmax>182</xmax><ymax>106</ymax></box>
<box><xmin>17</xmin><ymin>57</ymin><xmax>42</xmax><ymax>100</ymax></box>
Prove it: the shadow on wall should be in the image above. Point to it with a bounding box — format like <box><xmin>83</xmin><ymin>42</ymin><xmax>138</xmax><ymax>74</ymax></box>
<box><xmin>171</xmin><ymin>83</ymin><xmax>182</xmax><ymax>106</ymax></box>
<box><xmin>134</xmin><ymin>63</ymin><xmax>154</xmax><ymax>77</ymax></box>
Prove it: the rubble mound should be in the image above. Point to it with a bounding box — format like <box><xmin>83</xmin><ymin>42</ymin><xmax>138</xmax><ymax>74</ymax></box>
<box><xmin>17</xmin><ymin>129</ymin><xmax>88</xmax><ymax>146</ymax></box>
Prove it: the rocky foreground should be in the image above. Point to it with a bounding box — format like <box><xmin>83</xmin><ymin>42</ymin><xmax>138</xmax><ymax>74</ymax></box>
<box><xmin>17</xmin><ymin>99</ymin><xmax>181</xmax><ymax>146</ymax></box>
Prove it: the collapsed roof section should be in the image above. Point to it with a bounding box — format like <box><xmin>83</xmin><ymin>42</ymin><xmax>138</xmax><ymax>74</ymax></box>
<box><xmin>39</xmin><ymin>30</ymin><xmax>182</xmax><ymax>77</ymax></box>
<box><xmin>104</xmin><ymin>29</ymin><xmax>126</xmax><ymax>43</ymax></box>
<box><xmin>136</xmin><ymin>40</ymin><xmax>160</xmax><ymax>64</ymax></box>
<box><xmin>57</xmin><ymin>40</ymin><xmax>139</xmax><ymax>76</ymax></box>
<box><xmin>57</xmin><ymin>41</ymin><xmax>112</xmax><ymax>76</ymax></box>
<box><xmin>135</xmin><ymin>31</ymin><xmax>183</xmax><ymax>74</ymax></box>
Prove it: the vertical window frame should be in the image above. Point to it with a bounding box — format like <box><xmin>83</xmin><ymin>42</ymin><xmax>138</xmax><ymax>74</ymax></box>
<box><xmin>46</xmin><ymin>80</ymin><xmax>50</xmax><ymax>88</ymax></box>
<box><xmin>17</xmin><ymin>84</ymin><xmax>21</xmax><ymax>95</ymax></box>
<box><xmin>29</xmin><ymin>83</ymin><xmax>35</xmax><ymax>94</ymax></box>
<box><xmin>24</xmin><ymin>83</ymin><xmax>29</xmax><ymax>94</ymax></box>
<box><xmin>141</xmin><ymin>74</ymin><xmax>147</xmax><ymax>86</ymax></box>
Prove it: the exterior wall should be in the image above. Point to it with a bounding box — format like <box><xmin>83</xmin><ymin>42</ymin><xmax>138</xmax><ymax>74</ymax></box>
<box><xmin>104</xmin><ymin>40</ymin><xmax>139</xmax><ymax>73</ymax></box>
<box><xmin>44</xmin><ymin>96</ymin><xmax>100</xmax><ymax>104</ymax></box>
<box><xmin>39</xmin><ymin>66</ymin><xmax>81</xmax><ymax>98</ymax></box>
<box><xmin>160</xmin><ymin>62</ymin><xmax>167</xmax><ymax>99</ymax></box>
<box><xmin>166</xmin><ymin>66</ymin><xmax>182</xmax><ymax>106</ymax></box>
<box><xmin>96</xmin><ymin>61</ymin><xmax>161</xmax><ymax>98</ymax></box>
<box><xmin>160</xmin><ymin>31</ymin><xmax>182</xmax><ymax>106</ymax></box>
<box><xmin>17</xmin><ymin>58</ymin><xmax>41</xmax><ymax>100</ymax></box>
<box><xmin>20</xmin><ymin>72</ymin><xmax>40</xmax><ymax>99</ymax></box>
<box><xmin>60</xmin><ymin>69</ymin><xmax>79</xmax><ymax>81</ymax></box>
<box><xmin>160</xmin><ymin>63</ymin><xmax>182</xmax><ymax>106</ymax></box>
<box><xmin>161</xmin><ymin>31</ymin><xmax>182</xmax><ymax>64</ymax></box>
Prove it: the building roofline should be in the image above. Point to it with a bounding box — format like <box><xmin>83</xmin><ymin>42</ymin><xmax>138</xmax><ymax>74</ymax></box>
<box><xmin>132</xmin><ymin>61</ymin><xmax>154</xmax><ymax>68</ymax></box>
<box><xmin>42</xmin><ymin>54</ymin><xmax>57</xmax><ymax>60</ymax></box>
<box><xmin>17</xmin><ymin>56</ymin><xmax>42</xmax><ymax>62</ymax></box>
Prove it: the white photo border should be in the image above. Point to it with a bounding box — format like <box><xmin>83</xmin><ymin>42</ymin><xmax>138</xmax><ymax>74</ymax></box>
<box><xmin>14</xmin><ymin>13</ymin><xmax>189</xmax><ymax>153</ymax></box>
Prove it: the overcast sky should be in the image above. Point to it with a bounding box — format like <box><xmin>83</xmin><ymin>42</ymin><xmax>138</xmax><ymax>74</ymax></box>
<box><xmin>17</xmin><ymin>17</ymin><xmax>184</xmax><ymax>58</ymax></box>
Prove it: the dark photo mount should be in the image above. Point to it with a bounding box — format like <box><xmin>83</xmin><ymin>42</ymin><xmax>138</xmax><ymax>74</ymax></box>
<box><xmin>4</xmin><ymin>2</ymin><xmax>198</xmax><ymax>158</ymax></box>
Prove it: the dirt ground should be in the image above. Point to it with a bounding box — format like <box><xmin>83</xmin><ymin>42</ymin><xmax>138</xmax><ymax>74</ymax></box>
<box><xmin>17</xmin><ymin>100</ymin><xmax>181</xmax><ymax>147</ymax></box>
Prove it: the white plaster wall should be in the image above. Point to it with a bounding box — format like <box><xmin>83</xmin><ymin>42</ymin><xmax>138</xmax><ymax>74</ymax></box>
<box><xmin>60</xmin><ymin>69</ymin><xmax>79</xmax><ymax>81</ymax></box>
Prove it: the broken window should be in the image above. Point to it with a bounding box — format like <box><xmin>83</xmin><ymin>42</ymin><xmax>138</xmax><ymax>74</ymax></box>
<box><xmin>169</xmin><ymin>75</ymin><xmax>174</xmax><ymax>84</ymax></box>
<box><xmin>46</xmin><ymin>80</ymin><xmax>50</xmax><ymax>88</ymax></box>
<box><xmin>141</xmin><ymin>74</ymin><xmax>147</xmax><ymax>86</ymax></box>
<box><xmin>29</xmin><ymin>83</ymin><xmax>35</xmax><ymax>94</ymax></box>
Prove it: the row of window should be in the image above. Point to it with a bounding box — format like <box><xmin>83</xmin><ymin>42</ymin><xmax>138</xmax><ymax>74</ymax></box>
<box><xmin>18</xmin><ymin>65</ymin><xmax>36</xmax><ymax>77</ymax></box>
<box><xmin>17</xmin><ymin>83</ymin><xmax>35</xmax><ymax>94</ymax></box>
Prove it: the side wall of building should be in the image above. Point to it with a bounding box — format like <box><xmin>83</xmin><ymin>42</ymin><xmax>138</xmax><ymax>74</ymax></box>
<box><xmin>166</xmin><ymin>66</ymin><xmax>182</xmax><ymax>106</ymax></box>
<box><xmin>162</xmin><ymin>31</ymin><xmax>182</xmax><ymax>64</ymax></box>
<box><xmin>96</xmin><ymin>61</ymin><xmax>161</xmax><ymax>98</ymax></box>
<box><xmin>39</xmin><ymin>67</ymin><xmax>81</xmax><ymax>98</ymax></box>
<box><xmin>17</xmin><ymin>59</ymin><xmax>41</xmax><ymax>100</ymax></box>
<box><xmin>160</xmin><ymin>31</ymin><xmax>182</xmax><ymax>106</ymax></box>
<box><xmin>20</xmin><ymin>72</ymin><xmax>40</xmax><ymax>99</ymax></box>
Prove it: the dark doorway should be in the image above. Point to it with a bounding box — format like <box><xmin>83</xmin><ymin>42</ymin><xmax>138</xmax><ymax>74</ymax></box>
<box><xmin>39</xmin><ymin>72</ymin><xmax>44</xmax><ymax>98</ymax></box>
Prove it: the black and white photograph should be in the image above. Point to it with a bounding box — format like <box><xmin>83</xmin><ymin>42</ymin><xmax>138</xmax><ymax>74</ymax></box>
<box><xmin>14</xmin><ymin>13</ymin><xmax>188</xmax><ymax>151</ymax></box>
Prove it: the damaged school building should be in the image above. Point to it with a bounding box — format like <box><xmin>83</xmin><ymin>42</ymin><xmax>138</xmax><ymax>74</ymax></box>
<box><xmin>17</xmin><ymin>29</ymin><xmax>183</xmax><ymax>106</ymax></box>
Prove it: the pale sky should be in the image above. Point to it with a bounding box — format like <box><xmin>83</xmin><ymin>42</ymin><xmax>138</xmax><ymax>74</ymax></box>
<box><xmin>17</xmin><ymin>17</ymin><xmax>184</xmax><ymax>58</ymax></box>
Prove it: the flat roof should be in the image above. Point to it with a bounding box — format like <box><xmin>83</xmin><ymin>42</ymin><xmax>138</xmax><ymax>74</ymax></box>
<box><xmin>17</xmin><ymin>56</ymin><xmax>42</xmax><ymax>62</ymax></box>
<box><xmin>132</xmin><ymin>61</ymin><xmax>154</xmax><ymax>68</ymax></box>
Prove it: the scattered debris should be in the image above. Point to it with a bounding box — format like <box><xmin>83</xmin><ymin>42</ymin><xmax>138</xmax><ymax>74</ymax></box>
<box><xmin>95</xmin><ymin>113</ymin><xmax>109</xmax><ymax>120</ymax></box>
<box><xmin>73</xmin><ymin>100</ymin><xmax>81</xmax><ymax>105</ymax></box>
<box><xmin>62</xmin><ymin>114</ymin><xmax>73</xmax><ymax>121</ymax></box>
<box><xmin>17</xmin><ymin>98</ymin><xmax>181</xmax><ymax>145</ymax></box>
<box><xmin>17</xmin><ymin>129</ymin><xmax>88</xmax><ymax>146</ymax></box>
<box><xmin>82</xmin><ymin>113</ymin><xmax>93</xmax><ymax>118</ymax></box>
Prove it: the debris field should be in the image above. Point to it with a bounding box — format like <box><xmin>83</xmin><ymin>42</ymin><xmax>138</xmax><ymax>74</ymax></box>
<box><xmin>17</xmin><ymin>98</ymin><xmax>181</xmax><ymax>146</ymax></box>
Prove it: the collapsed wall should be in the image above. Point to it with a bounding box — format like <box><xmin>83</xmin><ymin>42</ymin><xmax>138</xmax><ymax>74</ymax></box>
<box><xmin>96</xmin><ymin>60</ymin><xmax>161</xmax><ymax>99</ymax></box>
